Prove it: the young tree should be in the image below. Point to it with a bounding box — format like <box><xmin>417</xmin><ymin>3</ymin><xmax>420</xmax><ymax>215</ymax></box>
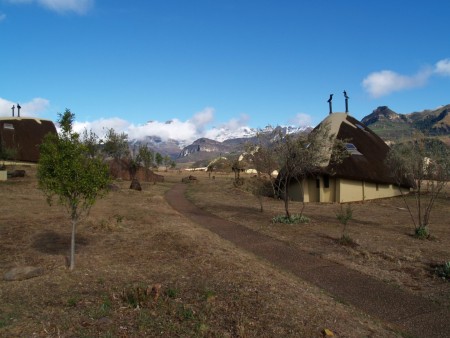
<box><xmin>37</xmin><ymin>109</ymin><xmax>111</xmax><ymax>270</ymax></box>
<box><xmin>386</xmin><ymin>134</ymin><xmax>449</xmax><ymax>238</ymax></box>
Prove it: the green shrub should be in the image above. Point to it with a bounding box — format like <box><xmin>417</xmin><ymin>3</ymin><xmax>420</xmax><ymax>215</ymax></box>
<box><xmin>272</xmin><ymin>214</ymin><xmax>310</xmax><ymax>224</ymax></box>
<box><xmin>435</xmin><ymin>261</ymin><xmax>450</xmax><ymax>280</ymax></box>
<box><xmin>338</xmin><ymin>234</ymin><xmax>357</xmax><ymax>247</ymax></box>
<box><xmin>415</xmin><ymin>226</ymin><xmax>430</xmax><ymax>239</ymax></box>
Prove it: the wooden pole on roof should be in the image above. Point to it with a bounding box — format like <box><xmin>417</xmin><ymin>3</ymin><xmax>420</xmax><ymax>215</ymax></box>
<box><xmin>344</xmin><ymin>90</ymin><xmax>349</xmax><ymax>113</ymax></box>
<box><xmin>327</xmin><ymin>94</ymin><xmax>333</xmax><ymax>115</ymax></box>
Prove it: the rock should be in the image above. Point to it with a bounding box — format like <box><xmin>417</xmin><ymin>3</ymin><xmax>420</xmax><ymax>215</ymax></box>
<box><xmin>107</xmin><ymin>183</ymin><xmax>120</xmax><ymax>191</ymax></box>
<box><xmin>182</xmin><ymin>175</ymin><xmax>198</xmax><ymax>183</ymax></box>
<box><xmin>130</xmin><ymin>178</ymin><xmax>142</xmax><ymax>191</ymax></box>
<box><xmin>8</xmin><ymin>170</ymin><xmax>26</xmax><ymax>178</ymax></box>
<box><xmin>3</xmin><ymin>266</ymin><xmax>44</xmax><ymax>281</ymax></box>
<box><xmin>323</xmin><ymin>328</ymin><xmax>334</xmax><ymax>337</ymax></box>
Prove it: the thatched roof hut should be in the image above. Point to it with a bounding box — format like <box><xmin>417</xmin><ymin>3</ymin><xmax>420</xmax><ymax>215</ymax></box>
<box><xmin>0</xmin><ymin>117</ymin><xmax>57</xmax><ymax>162</ymax></box>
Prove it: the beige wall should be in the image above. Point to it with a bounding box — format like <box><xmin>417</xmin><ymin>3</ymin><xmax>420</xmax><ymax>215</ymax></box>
<box><xmin>336</xmin><ymin>178</ymin><xmax>407</xmax><ymax>203</ymax></box>
<box><xmin>288</xmin><ymin>176</ymin><xmax>408</xmax><ymax>203</ymax></box>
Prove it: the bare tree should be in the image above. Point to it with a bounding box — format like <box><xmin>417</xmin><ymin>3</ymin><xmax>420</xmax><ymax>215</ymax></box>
<box><xmin>276</xmin><ymin>124</ymin><xmax>347</xmax><ymax>219</ymax></box>
<box><xmin>242</xmin><ymin>129</ymin><xmax>280</xmax><ymax>197</ymax></box>
<box><xmin>386</xmin><ymin>133</ymin><xmax>449</xmax><ymax>238</ymax></box>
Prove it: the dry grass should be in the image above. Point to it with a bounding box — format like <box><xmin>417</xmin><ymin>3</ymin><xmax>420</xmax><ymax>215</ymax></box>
<box><xmin>1</xmin><ymin>165</ymin><xmax>444</xmax><ymax>337</ymax></box>
<box><xmin>187</xmin><ymin>171</ymin><xmax>450</xmax><ymax>306</ymax></box>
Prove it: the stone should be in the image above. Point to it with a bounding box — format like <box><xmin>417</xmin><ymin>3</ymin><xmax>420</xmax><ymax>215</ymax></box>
<box><xmin>107</xmin><ymin>183</ymin><xmax>120</xmax><ymax>191</ymax></box>
<box><xmin>3</xmin><ymin>266</ymin><xmax>44</xmax><ymax>281</ymax></box>
<box><xmin>8</xmin><ymin>170</ymin><xmax>26</xmax><ymax>178</ymax></box>
<box><xmin>130</xmin><ymin>178</ymin><xmax>142</xmax><ymax>191</ymax></box>
<box><xmin>323</xmin><ymin>328</ymin><xmax>334</xmax><ymax>337</ymax></box>
<box><xmin>181</xmin><ymin>175</ymin><xmax>198</xmax><ymax>183</ymax></box>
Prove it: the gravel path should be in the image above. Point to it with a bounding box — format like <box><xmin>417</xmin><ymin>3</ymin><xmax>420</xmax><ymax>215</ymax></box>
<box><xmin>166</xmin><ymin>183</ymin><xmax>450</xmax><ymax>338</ymax></box>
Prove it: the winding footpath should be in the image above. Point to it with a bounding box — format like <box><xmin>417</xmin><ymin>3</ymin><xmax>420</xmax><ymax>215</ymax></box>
<box><xmin>166</xmin><ymin>183</ymin><xmax>450</xmax><ymax>338</ymax></box>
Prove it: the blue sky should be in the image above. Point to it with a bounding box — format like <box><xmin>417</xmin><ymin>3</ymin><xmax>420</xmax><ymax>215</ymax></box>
<box><xmin>1</xmin><ymin>0</ymin><xmax>449</xmax><ymax>142</ymax></box>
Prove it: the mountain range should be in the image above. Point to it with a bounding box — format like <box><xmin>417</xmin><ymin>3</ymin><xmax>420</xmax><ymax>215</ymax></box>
<box><xmin>131</xmin><ymin>104</ymin><xmax>450</xmax><ymax>162</ymax></box>
<box><xmin>361</xmin><ymin>104</ymin><xmax>450</xmax><ymax>142</ymax></box>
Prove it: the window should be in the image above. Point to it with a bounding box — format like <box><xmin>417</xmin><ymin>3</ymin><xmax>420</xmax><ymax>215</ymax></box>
<box><xmin>324</xmin><ymin>175</ymin><xmax>330</xmax><ymax>188</ymax></box>
<box><xmin>345</xmin><ymin>143</ymin><xmax>362</xmax><ymax>155</ymax></box>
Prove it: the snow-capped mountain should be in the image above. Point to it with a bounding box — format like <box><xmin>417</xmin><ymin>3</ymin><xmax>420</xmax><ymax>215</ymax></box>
<box><xmin>130</xmin><ymin>124</ymin><xmax>312</xmax><ymax>160</ymax></box>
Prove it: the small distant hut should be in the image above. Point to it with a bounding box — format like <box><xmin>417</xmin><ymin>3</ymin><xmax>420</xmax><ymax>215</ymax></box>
<box><xmin>0</xmin><ymin>117</ymin><xmax>57</xmax><ymax>162</ymax></box>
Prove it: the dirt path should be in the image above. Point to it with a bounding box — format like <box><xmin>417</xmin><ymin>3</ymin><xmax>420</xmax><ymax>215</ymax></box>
<box><xmin>166</xmin><ymin>183</ymin><xmax>450</xmax><ymax>338</ymax></box>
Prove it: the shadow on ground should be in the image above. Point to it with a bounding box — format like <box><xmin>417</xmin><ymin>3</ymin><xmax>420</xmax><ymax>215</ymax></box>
<box><xmin>32</xmin><ymin>230</ymin><xmax>89</xmax><ymax>254</ymax></box>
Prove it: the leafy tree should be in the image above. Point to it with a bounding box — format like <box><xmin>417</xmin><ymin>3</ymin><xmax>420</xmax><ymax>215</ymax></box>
<box><xmin>163</xmin><ymin>155</ymin><xmax>174</xmax><ymax>171</ymax></box>
<box><xmin>0</xmin><ymin>146</ymin><xmax>17</xmax><ymax>167</ymax></box>
<box><xmin>155</xmin><ymin>152</ymin><xmax>163</xmax><ymax>168</ymax></box>
<box><xmin>386</xmin><ymin>134</ymin><xmax>449</xmax><ymax>238</ymax></box>
<box><xmin>81</xmin><ymin>129</ymin><xmax>101</xmax><ymax>158</ymax></box>
<box><xmin>102</xmin><ymin>128</ymin><xmax>129</xmax><ymax>160</ymax></box>
<box><xmin>137</xmin><ymin>144</ymin><xmax>154</xmax><ymax>170</ymax></box>
<box><xmin>37</xmin><ymin>109</ymin><xmax>111</xmax><ymax>270</ymax></box>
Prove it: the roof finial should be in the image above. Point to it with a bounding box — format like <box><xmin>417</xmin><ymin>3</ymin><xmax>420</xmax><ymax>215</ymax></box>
<box><xmin>343</xmin><ymin>90</ymin><xmax>349</xmax><ymax>113</ymax></box>
<box><xmin>17</xmin><ymin>103</ymin><xmax>21</xmax><ymax>117</ymax></box>
<box><xmin>11</xmin><ymin>105</ymin><xmax>15</xmax><ymax>117</ymax></box>
<box><xmin>327</xmin><ymin>94</ymin><xmax>333</xmax><ymax>115</ymax></box>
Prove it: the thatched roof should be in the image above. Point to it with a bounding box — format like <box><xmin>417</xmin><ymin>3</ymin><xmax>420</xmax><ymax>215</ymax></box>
<box><xmin>0</xmin><ymin>117</ymin><xmax>57</xmax><ymax>163</ymax></box>
<box><xmin>316</xmin><ymin>112</ymin><xmax>406</xmax><ymax>186</ymax></box>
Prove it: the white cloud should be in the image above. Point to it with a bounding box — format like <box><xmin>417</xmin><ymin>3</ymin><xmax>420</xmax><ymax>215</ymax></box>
<box><xmin>188</xmin><ymin>107</ymin><xmax>214</xmax><ymax>131</ymax></box>
<box><xmin>362</xmin><ymin>68</ymin><xmax>431</xmax><ymax>98</ymax></box>
<box><xmin>289</xmin><ymin>113</ymin><xmax>312</xmax><ymax>127</ymax></box>
<box><xmin>0</xmin><ymin>97</ymin><xmax>50</xmax><ymax>117</ymax></box>
<box><xmin>6</xmin><ymin>0</ymin><xmax>93</xmax><ymax>14</ymax></box>
<box><xmin>72</xmin><ymin>117</ymin><xmax>130</xmax><ymax>138</ymax></box>
<box><xmin>71</xmin><ymin>109</ymin><xmax>254</xmax><ymax>144</ymax></box>
<box><xmin>362</xmin><ymin>58</ymin><xmax>450</xmax><ymax>98</ymax></box>
<box><xmin>434</xmin><ymin>58</ymin><xmax>450</xmax><ymax>76</ymax></box>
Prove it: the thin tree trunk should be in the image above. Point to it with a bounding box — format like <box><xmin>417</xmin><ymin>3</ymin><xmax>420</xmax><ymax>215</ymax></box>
<box><xmin>284</xmin><ymin>178</ymin><xmax>291</xmax><ymax>219</ymax></box>
<box><xmin>70</xmin><ymin>214</ymin><xmax>77</xmax><ymax>270</ymax></box>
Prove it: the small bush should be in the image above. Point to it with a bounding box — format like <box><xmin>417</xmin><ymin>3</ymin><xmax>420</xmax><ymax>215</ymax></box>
<box><xmin>336</xmin><ymin>204</ymin><xmax>354</xmax><ymax>243</ymax></box>
<box><xmin>435</xmin><ymin>261</ymin><xmax>450</xmax><ymax>281</ymax></box>
<box><xmin>338</xmin><ymin>234</ymin><xmax>357</xmax><ymax>247</ymax></box>
<box><xmin>415</xmin><ymin>226</ymin><xmax>430</xmax><ymax>239</ymax></box>
<box><xmin>272</xmin><ymin>214</ymin><xmax>310</xmax><ymax>224</ymax></box>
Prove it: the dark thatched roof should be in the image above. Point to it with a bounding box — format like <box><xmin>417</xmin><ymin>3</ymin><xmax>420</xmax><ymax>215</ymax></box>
<box><xmin>0</xmin><ymin>117</ymin><xmax>57</xmax><ymax>163</ymax></box>
<box><xmin>316</xmin><ymin>113</ymin><xmax>411</xmax><ymax>187</ymax></box>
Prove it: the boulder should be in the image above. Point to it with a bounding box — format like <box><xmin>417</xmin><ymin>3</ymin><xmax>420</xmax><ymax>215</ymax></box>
<box><xmin>3</xmin><ymin>266</ymin><xmax>44</xmax><ymax>281</ymax></box>
<box><xmin>8</xmin><ymin>170</ymin><xmax>26</xmax><ymax>178</ymax></box>
<box><xmin>130</xmin><ymin>178</ymin><xmax>142</xmax><ymax>191</ymax></box>
<box><xmin>182</xmin><ymin>175</ymin><xmax>198</xmax><ymax>183</ymax></box>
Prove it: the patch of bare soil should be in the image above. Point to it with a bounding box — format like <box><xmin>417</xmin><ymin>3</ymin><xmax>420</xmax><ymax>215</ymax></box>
<box><xmin>186</xmin><ymin>171</ymin><xmax>450</xmax><ymax>308</ymax></box>
<box><xmin>0</xmin><ymin>166</ymin><xmax>399</xmax><ymax>337</ymax></box>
